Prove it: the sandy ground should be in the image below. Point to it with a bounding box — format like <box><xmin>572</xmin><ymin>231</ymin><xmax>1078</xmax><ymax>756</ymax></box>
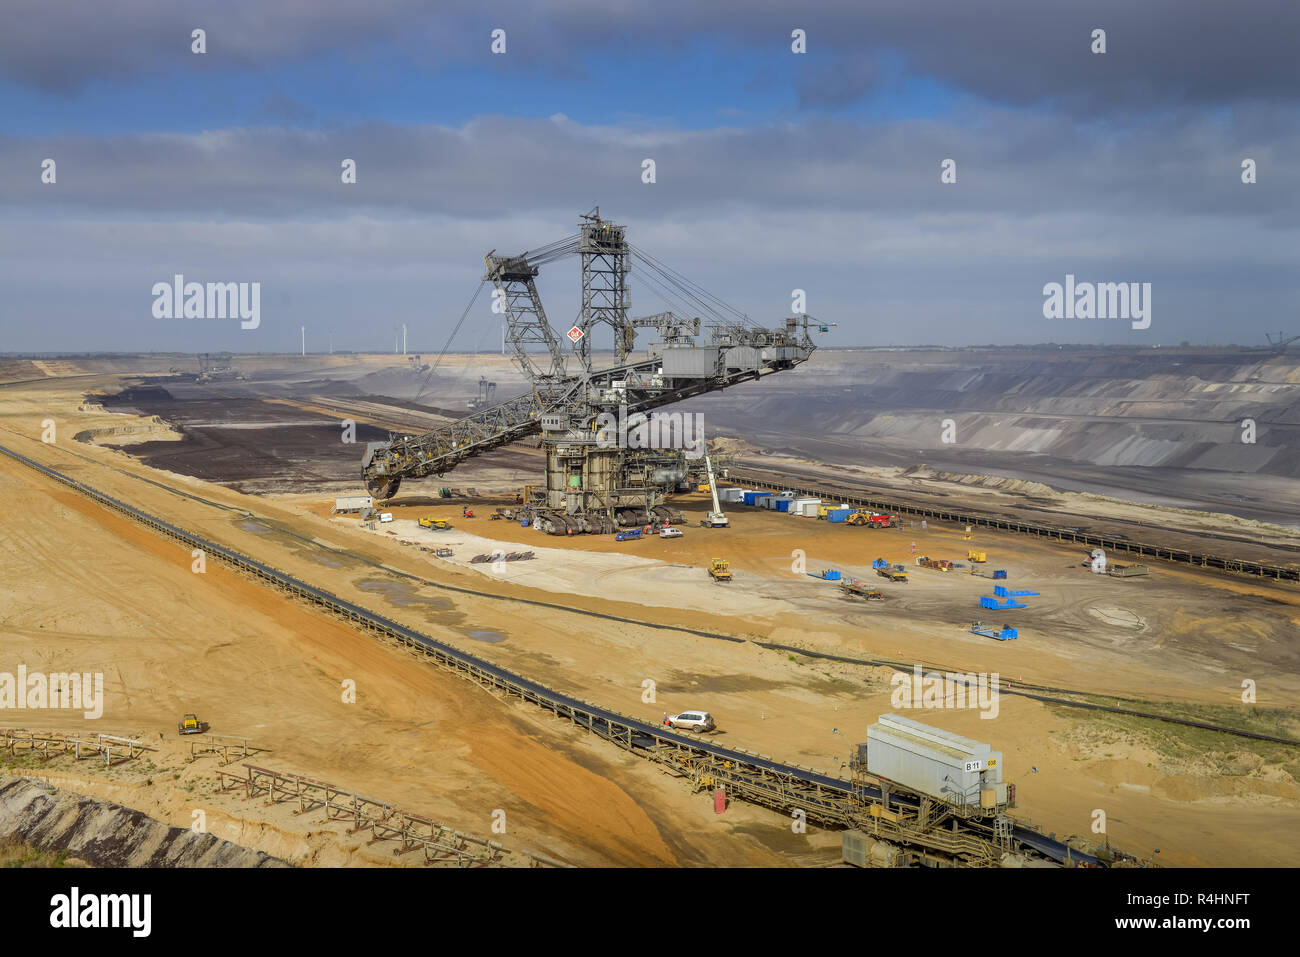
<box><xmin>0</xmin><ymin>454</ymin><xmax>840</xmax><ymax>867</ymax></box>
<box><xmin>323</xmin><ymin>496</ymin><xmax>1300</xmax><ymax>708</ymax></box>
<box><xmin>2</xmin><ymin>367</ymin><xmax>1299</xmax><ymax>866</ymax></box>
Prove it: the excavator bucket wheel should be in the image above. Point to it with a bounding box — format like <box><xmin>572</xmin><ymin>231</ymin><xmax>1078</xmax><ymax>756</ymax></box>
<box><xmin>366</xmin><ymin>476</ymin><xmax>402</xmax><ymax>501</ymax></box>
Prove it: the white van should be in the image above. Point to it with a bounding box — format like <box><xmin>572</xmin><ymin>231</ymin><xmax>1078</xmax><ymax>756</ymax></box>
<box><xmin>668</xmin><ymin>711</ymin><xmax>716</xmax><ymax>733</ymax></box>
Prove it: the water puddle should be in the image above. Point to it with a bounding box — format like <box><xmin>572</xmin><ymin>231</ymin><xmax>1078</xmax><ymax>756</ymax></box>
<box><xmin>465</xmin><ymin>629</ymin><xmax>507</xmax><ymax>643</ymax></box>
<box><xmin>355</xmin><ymin>578</ymin><xmax>451</xmax><ymax>610</ymax></box>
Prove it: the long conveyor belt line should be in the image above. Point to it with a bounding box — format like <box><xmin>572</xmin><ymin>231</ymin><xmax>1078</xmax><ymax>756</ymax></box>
<box><xmin>732</xmin><ymin>469</ymin><xmax>1300</xmax><ymax>582</ymax></box>
<box><xmin>1</xmin><ymin>443</ymin><xmax>1097</xmax><ymax>867</ymax></box>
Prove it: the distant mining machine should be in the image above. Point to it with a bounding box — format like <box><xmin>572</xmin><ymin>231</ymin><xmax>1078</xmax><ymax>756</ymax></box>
<box><xmin>361</xmin><ymin>207</ymin><xmax>824</xmax><ymax>534</ymax></box>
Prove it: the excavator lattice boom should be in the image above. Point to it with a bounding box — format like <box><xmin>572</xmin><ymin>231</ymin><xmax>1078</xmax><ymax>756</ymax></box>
<box><xmin>361</xmin><ymin>209</ymin><xmax>824</xmax><ymax>531</ymax></box>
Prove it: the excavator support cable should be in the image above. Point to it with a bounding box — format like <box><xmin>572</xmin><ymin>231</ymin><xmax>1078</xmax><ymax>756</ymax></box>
<box><xmin>412</xmin><ymin>280</ymin><xmax>487</xmax><ymax>407</ymax></box>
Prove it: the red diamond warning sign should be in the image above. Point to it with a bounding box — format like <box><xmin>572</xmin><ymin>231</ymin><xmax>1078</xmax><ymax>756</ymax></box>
<box><xmin>567</xmin><ymin>325</ymin><xmax>584</xmax><ymax>343</ymax></box>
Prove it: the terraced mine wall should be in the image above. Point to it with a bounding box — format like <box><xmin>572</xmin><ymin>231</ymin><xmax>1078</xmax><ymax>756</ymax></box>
<box><xmin>699</xmin><ymin>347</ymin><xmax>1300</xmax><ymax>526</ymax></box>
<box><xmin>712</xmin><ymin>347</ymin><xmax>1300</xmax><ymax>472</ymax></box>
<box><xmin>0</xmin><ymin>775</ymin><xmax>287</xmax><ymax>868</ymax></box>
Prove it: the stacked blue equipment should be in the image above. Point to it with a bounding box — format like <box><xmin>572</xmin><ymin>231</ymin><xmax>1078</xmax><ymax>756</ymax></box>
<box><xmin>980</xmin><ymin>596</ymin><xmax>1027</xmax><ymax>610</ymax></box>
<box><xmin>992</xmin><ymin>570</ymin><xmax>1008</xmax><ymax>579</ymax></box>
<box><xmin>994</xmin><ymin>585</ymin><xmax>1040</xmax><ymax>598</ymax></box>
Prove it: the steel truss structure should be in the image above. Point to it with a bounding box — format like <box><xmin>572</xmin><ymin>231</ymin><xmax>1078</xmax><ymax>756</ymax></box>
<box><xmin>361</xmin><ymin>209</ymin><xmax>821</xmax><ymax>532</ymax></box>
<box><xmin>216</xmin><ymin>764</ymin><xmax>565</xmax><ymax>867</ymax></box>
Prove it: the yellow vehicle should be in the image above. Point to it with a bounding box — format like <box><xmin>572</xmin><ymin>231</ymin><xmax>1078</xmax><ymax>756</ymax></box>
<box><xmin>846</xmin><ymin>512</ymin><xmax>869</xmax><ymax>526</ymax></box>
<box><xmin>840</xmin><ymin>577</ymin><xmax>885</xmax><ymax>600</ymax></box>
<box><xmin>968</xmin><ymin>549</ymin><xmax>987</xmax><ymax>563</ymax></box>
<box><xmin>877</xmin><ymin>566</ymin><xmax>909</xmax><ymax>583</ymax></box>
<box><xmin>419</xmin><ymin>517</ymin><xmax>451</xmax><ymax>530</ymax></box>
<box><xmin>177</xmin><ymin>713</ymin><xmax>207</xmax><ymax>735</ymax></box>
<box><xmin>708</xmin><ymin>559</ymin><xmax>732</xmax><ymax>582</ymax></box>
<box><xmin>697</xmin><ymin>483</ymin><xmax>711</xmax><ymax>493</ymax></box>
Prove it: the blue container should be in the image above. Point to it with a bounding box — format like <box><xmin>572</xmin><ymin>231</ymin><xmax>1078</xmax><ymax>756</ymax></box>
<box><xmin>776</xmin><ymin>500</ymin><xmax>791</xmax><ymax>512</ymax></box>
<box><xmin>520</xmin><ymin>519</ymin><xmax>530</xmax><ymax>527</ymax></box>
<box><xmin>743</xmin><ymin>491</ymin><xmax>772</xmax><ymax>506</ymax></box>
<box><xmin>827</xmin><ymin>508</ymin><xmax>851</xmax><ymax>523</ymax></box>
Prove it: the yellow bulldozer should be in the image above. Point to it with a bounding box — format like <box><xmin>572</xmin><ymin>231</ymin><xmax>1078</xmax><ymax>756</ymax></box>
<box><xmin>708</xmin><ymin>559</ymin><xmax>732</xmax><ymax>583</ymax></box>
<box><xmin>177</xmin><ymin>713</ymin><xmax>208</xmax><ymax>735</ymax></box>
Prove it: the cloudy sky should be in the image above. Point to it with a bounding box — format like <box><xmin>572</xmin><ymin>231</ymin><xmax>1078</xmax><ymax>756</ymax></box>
<box><xmin>1</xmin><ymin>1</ymin><xmax>1296</xmax><ymax>353</ymax></box>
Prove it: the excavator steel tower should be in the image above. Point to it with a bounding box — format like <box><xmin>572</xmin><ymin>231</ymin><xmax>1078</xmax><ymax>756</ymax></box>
<box><xmin>361</xmin><ymin>208</ymin><xmax>822</xmax><ymax>533</ymax></box>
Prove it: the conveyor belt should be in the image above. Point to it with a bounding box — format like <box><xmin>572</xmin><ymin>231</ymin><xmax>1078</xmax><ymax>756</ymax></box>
<box><xmin>1</xmin><ymin>443</ymin><xmax>1096</xmax><ymax>867</ymax></box>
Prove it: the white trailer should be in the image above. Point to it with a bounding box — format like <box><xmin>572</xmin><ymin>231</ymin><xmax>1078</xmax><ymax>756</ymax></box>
<box><xmin>863</xmin><ymin>713</ymin><xmax>1009</xmax><ymax>809</ymax></box>
<box><xmin>334</xmin><ymin>495</ymin><xmax>373</xmax><ymax>513</ymax></box>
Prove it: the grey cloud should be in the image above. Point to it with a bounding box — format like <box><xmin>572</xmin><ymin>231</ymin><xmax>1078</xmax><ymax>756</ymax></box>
<box><xmin>4</xmin><ymin>1</ymin><xmax>1298</xmax><ymax>112</ymax></box>
<box><xmin>796</xmin><ymin>54</ymin><xmax>881</xmax><ymax>108</ymax></box>
<box><xmin>2</xmin><ymin>107</ymin><xmax>1295</xmax><ymax>226</ymax></box>
<box><xmin>0</xmin><ymin>108</ymin><xmax>1295</xmax><ymax>353</ymax></box>
<box><xmin>0</xmin><ymin>0</ymin><xmax>428</xmax><ymax>93</ymax></box>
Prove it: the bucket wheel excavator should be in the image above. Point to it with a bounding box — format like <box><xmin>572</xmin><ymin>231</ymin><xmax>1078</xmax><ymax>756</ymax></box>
<box><xmin>362</xmin><ymin>208</ymin><xmax>825</xmax><ymax>532</ymax></box>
